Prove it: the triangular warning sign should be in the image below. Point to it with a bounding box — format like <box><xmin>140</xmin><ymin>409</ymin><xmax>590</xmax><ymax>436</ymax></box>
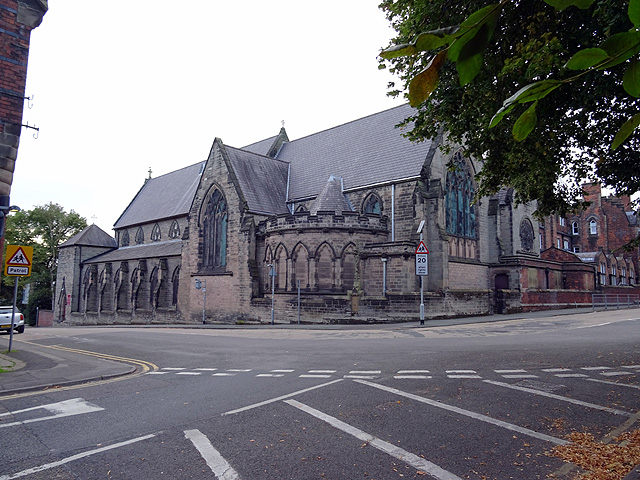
<box><xmin>8</xmin><ymin>247</ymin><xmax>31</xmax><ymax>266</ymax></box>
<box><xmin>415</xmin><ymin>241</ymin><xmax>429</xmax><ymax>254</ymax></box>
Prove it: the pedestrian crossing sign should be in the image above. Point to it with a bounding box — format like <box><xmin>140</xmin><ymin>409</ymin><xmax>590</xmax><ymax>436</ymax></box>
<box><xmin>4</xmin><ymin>244</ymin><xmax>33</xmax><ymax>276</ymax></box>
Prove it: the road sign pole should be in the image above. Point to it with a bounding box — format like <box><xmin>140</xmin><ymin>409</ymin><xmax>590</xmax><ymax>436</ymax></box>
<box><xmin>8</xmin><ymin>277</ymin><xmax>18</xmax><ymax>352</ymax></box>
<box><xmin>419</xmin><ymin>232</ymin><xmax>425</xmax><ymax>326</ymax></box>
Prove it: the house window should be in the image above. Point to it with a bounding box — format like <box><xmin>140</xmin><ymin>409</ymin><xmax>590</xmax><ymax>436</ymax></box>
<box><xmin>445</xmin><ymin>151</ymin><xmax>477</xmax><ymax>239</ymax></box>
<box><xmin>363</xmin><ymin>193</ymin><xmax>382</xmax><ymax>215</ymax></box>
<box><xmin>563</xmin><ymin>239</ymin><xmax>569</xmax><ymax>250</ymax></box>
<box><xmin>572</xmin><ymin>221</ymin><xmax>579</xmax><ymax>235</ymax></box>
<box><xmin>589</xmin><ymin>219</ymin><xmax>597</xmax><ymax>235</ymax></box>
<box><xmin>621</xmin><ymin>267</ymin><xmax>627</xmax><ymax>285</ymax></box>
<box><xmin>557</xmin><ymin>238</ymin><xmax>561</xmax><ymax>249</ymax></box>
<box><xmin>631</xmin><ymin>269</ymin><xmax>635</xmax><ymax>285</ymax></box>
<box><xmin>599</xmin><ymin>263</ymin><xmax>607</xmax><ymax>285</ymax></box>
<box><xmin>573</xmin><ymin>246</ymin><xmax>580</xmax><ymax>253</ymax></box>
<box><xmin>559</xmin><ymin>217</ymin><xmax>565</xmax><ymax>226</ymax></box>
<box><xmin>611</xmin><ymin>265</ymin><xmax>617</xmax><ymax>286</ymax></box>
<box><xmin>203</xmin><ymin>189</ymin><xmax>228</xmax><ymax>269</ymax></box>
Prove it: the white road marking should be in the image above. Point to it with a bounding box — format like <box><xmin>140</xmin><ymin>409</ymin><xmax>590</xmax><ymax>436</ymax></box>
<box><xmin>586</xmin><ymin>378</ymin><xmax>640</xmax><ymax>390</ymax></box>
<box><xmin>0</xmin><ymin>398</ymin><xmax>103</xmax><ymax>428</ymax></box>
<box><xmin>300</xmin><ymin>374</ymin><xmax>332</xmax><ymax>378</ymax></box>
<box><xmin>226</xmin><ymin>369</ymin><xmax>252</xmax><ymax>372</ymax></box>
<box><xmin>147</xmin><ymin>371</ymin><xmax>168</xmax><ymax>375</ymax></box>
<box><xmin>483</xmin><ymin>380</ymin><xmax>632</xmax><ymax>416</ymax></box>
<box><xmin>447</xmin><ymin>374</ymin><xmax>482</xmax><ymax>379</ymax></box>
<box><xmin>222</xmin><ymin>379</ymin><xmax>343</xmax><ymax>415</ymax></box>
<box><xmin>394</xmin><ymin>375</ymin><xmax>432</xmax><ymax>379</ymax></box>
<box><xmin>195</xmin><ymin>368</ymin><xmax>218</xmax><ymax>371</ymax></box>
<box><xmin>581</xmin><ymin>366</ymin><xmax>612</xmax><ymax>371</ymax></box>
<box><xmin>578</xmin><ymin>322</ymin><xmax>611</xmax><ymax>328</ymax></box>
<box><xmin>213</xmin><ymin>373</ymin><xmax>236</xmax><ymax>377</ymax></box>
<box><xmin>555</xmin><ymin>373</ymin><xmax>589</xmax><ymax>378</ymax></box>
<box><xmin>256</xmin><ymin>374</ymin><xmax>284</xmax><ymax>377</ymax></box>
<box><xmin>308</xmin><ymin>370</ymin><xmax>336</xmax><ymax>374</ymax></box>
<box><xmin>397</xmin><ymin>370</ymin><xmax>431</xmax><ymax>374</ymax></box>
<box><xmin>0</xmin><ymin>434</ymin><xmax>155</xmax><ymax>480</ymax></box>
<box><xmin>501</xmin><ymin>375</ymin><xmax>539</xmax><ymax>379</ymax></box>
<box><xmin>161</xmin><ymin>367</ymin><xmax>186</xmax><ymax>370</ymax></box>
<box><xmin>285</xmin><ymin>399</ymin><xmax>463</xmax><ymax>480</ymax></box>
<box><xmin>185</xmin><ymin>429</ymin><xmax>240</xmax><ymax>480</ymax></box>
<box><xmin>446</xmin><ymin>370</ymin><xmax>477</xmax><ymax>374</ymax></box>
<box><xmin>344</xmin><ymin>375</ymin><xmax>377</xmax><ymax>379</ymax></box>
<box><xmin>176</xmin><ymin>372</ymin><xmax>202</xmax><ymax>375</ymax></box>
<box><xmin>495</xmin><ymin>369</ymin><xmax>527</xmax><ymax>373</ymax></box>
<box><xmin>356</xmin><ymin>380</ymin><xmax>566</xmax><ymax>445</ymax></box>
<box><xmin>601</xmin><ymin>372</ymin><xmax>632</xmax><ymax>377</ymax></box>
<box><xmin>622</xmin><ymin>365</ymin><xmax>640</xmax><ymax>369</ymax></box>
<box><xmin>270</xmin><ymin>369</ymin><xmax>294</xmax><ymax>373</ymax></box>
<box><xmin>349</xmin><ymin>370</ymin><xmax>382</xmax><ymax>374</ymax></box>
<box><xmin>542</xmin><ymin>368</ymin><xmax>572</xmax><ymax>372</ymax></box>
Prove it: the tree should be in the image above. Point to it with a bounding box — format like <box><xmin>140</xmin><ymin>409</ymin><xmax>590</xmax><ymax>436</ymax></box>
<box><xmin>378</xmin><ymin>0</ymin><xmax>640</xmax><ymax>217</ymax></box>
<box><xmin>1</xmin><ymin>203</ymin><xmax>86</xmax><ymax>322</ymax></box>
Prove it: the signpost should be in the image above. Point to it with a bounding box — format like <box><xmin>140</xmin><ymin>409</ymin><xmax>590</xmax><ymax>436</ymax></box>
<box><xmin>4</xmin><ymin>245</ymin><xmax>32</xmax><ymax>352</ymax></box>
<box><xmin>415</xmin><ymin>222</ymin><xmax>428</xmax><ymax>325</ymax></box>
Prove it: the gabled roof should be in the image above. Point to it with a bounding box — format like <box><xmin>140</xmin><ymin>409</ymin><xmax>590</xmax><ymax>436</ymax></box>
<box><xmin>59</xmin><ymin>224</ymin><xmax>117</xmax><ymax>248</ymax></box>
<box><xmin>276</xmin><ymin>103</ymin><xmax>433</xmax><ymax>201</ymax></box>
<box><xmin>114</xmin><ymin>161</ymin><xmax>204</xmax><ymax>229</ymax></box>
<box><xmin>225</xmin><ymin>146</ymin><xmax>290</xmax><ymax>215</ymax></box>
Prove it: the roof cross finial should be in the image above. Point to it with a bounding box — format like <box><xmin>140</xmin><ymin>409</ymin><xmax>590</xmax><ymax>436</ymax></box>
<box><xmin>281</xmin><ymin>120</ymin><xmax>285</xmax><ymax>128</ymax></box>
<box><xmin>148</xmin><ymin>167</ymin><xmax>152</xmax><ymax>179</ymax></box>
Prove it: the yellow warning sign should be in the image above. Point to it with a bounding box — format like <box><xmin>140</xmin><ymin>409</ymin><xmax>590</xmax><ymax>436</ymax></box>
<box><xmin>5</xmin><ymin>245</ymin><xmax>33</xmax><ymax>276</ymax></box>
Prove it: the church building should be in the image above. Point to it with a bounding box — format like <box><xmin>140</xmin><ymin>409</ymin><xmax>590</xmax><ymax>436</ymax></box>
<box><xmin>54</xmin><ymin>104</ymin><xmax>639</xmax><ymax>325</ymax></box>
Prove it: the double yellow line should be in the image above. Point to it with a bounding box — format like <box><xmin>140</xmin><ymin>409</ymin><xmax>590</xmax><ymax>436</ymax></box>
<box><xmin>1</xmin><ymin>341</ymin><xmax>158</xmax><ymax>400</ymax></box>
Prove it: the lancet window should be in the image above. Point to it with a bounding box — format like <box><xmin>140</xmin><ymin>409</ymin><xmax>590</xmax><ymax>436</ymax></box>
<box><xmin>203</xmin><ymin>189</ymin><xmax>227</xmax><ymax>269</ymax></box>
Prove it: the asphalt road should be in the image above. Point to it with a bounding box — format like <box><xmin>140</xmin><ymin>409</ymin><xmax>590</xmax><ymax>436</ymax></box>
<box><xmin>1</xmin><ymin>309</ymin><xmax>639</xmax><ymax>479</ymax></box>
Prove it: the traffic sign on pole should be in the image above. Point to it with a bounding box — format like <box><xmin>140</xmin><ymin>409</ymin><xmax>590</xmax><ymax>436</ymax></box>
<box><xmin>4</xmin><ymin>245</ymin><xmax>33</xmax><ymax>277</ymax></box>
<box><xmin>415</xmin><ymin>241</ymin><xmax>429</xmax><ymax>276</ymax></box>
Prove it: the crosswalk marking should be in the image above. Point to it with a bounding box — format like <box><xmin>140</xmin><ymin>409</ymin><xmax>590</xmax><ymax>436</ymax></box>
<box><xmin>0</xmin><ymin>398</ymin><xmax>104</xmax><ymax>429</ymax></box>
<box><xmin>185</xmin><ymin>429</ymin><xmax>240</xmax><ymax>480</ymax></box>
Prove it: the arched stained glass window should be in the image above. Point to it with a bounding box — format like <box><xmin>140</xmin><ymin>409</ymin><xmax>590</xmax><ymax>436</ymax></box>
<box><xmin>203</xmin><ymin>189</ymin><xmax>227</xmax><ymax>268</ymax></box>
<box><xmin>151</xmin><ymin>224</ymin><xmax>161</xmax><ymax>241</ymax></box>
<box><xmin>135</xmin><ymin>227</ymin><xmax>144</xmax><ymax>245</ymax></box>
<box><xmin>445</xmin><ymin>151</ymin><xmax>476</xmax><ymax>238</ymax></box>
<box><xmin>363</xmin><ymin>193</ymin><xmax>382</xmax><ymax>215</ymax></box>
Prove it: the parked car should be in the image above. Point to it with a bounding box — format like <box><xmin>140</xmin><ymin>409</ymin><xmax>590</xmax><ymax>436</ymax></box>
<box><xmin>0</xmin><ymin>306</ymin><xmax>24</xmax><ymax>334</ymax></box>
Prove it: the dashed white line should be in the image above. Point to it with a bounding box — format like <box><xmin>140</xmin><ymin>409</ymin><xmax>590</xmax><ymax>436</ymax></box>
<box><xmin>397</xmin><ymin>370</ymin><xmax>431</xmax><ymax>374</ymax></box>
<box><xmin>212</xmin><ymin>373</ymin><xmax>236</xmax><ymax>377</ymax></box>
<box><xmin>349</xmin><ymin>370</ymin><xmax>382</xmax><ymax>374</ymax></box>
<box><xmin>495</xmin><ymin>369</ymin><xmax>527</xmax><ymax>374</ymax></box>
<box><xmin>285</xmin><ymin>399</ymin><xmax>463</xmax><ymax>480</ymax></box>
<box><xmin>256</xmin><ymin>374</ymin><xmax>284</xmax><ymax>377</ymax></box>
<box><xmin>300</xmin><ymin>374</ymin><xmax>332</xmax><ymax>378</ymax></box>
<box><xmin>601</xmin><ymin>372</ymin><xmax>632</xmax><ymax>377</ymax></box>
<box><xmin>501</xmin><ymin>375</ymin><xmax>539</xmax><ymax>379</ymax></box>
<box><xmin>586</xmin><ymin>378</ymin><xmax>640</xmax><ymax>390</ymax></box>
<box><xmin>581</xmin><ymin>366</ymin><xmax>612</xmax><ymax>371</ymax></box>
<box><xmin>226</xmin><ymin>369</ymin><xmax>252</xmax><ymax>372</ymax></box>
<box><xmin>185</xmin><ymin>429</ymin><xmax>240</xmax><ymax>480</ymax></box>
<box><xmin>308</xmin><ymin>370</ymin><xmax>337</xmax><ymax>374</ymax></box>
<box><xmin>270</xmin><ymin>369</ymin><xmax>294</xmax><ymax>373</ymax></box>
<box><xmin>555</xmin><ymin>373</ymin><xmax>589</xmax><ymax>378</ymax></box>
<box><xmin>176</xmin><ymin>372</ymin><xmax>202</xmax><ymax>376</ymax></box>
<box><xmin>195</xmin><ymin>368</ymin><xmax>218</xmax><ymax>371</ymax></box>
<box><xmin>543</xmin><ymin>368</ymin><xmax>572</xmax><ymax>373</ymax></box>
<box><xmin>394</xmin><ymin>375</ymin><xmax>432</xmax><ymax>379</ymax></box>
<box><xmin>446</xmin><ymin>370</ymin><xmax>481</xmax><ymax>379</ymax></box>
<box><xmin>161</xmin><ymin>367</ymin><xmax>186</xmax><ymax>371</ymax></box>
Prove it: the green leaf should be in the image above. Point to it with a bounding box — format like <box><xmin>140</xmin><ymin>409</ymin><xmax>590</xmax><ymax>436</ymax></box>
<box><xmin>448</xmin><ymin>3</ymin><xmax>501</xmax><ymax>62</ymax></box>
<box><xmin>565</xmin><ymin>48</ymin><xmax>609</xmax><ymax>70</ymax></box>
<box><xmin>598</xmin><ymin>31</ymin><xmax>640</xmax><ymax>69</ymax></box>
<box><xmin>612</xmin><ymin>112</ymin><xmax>640</xmax><ymax>150</ymax></box>
<box><xmin>456</xmin><ymin>17</ymin><xmax>499</xmax><ymax>86</ymax></box>
<box><xmin>630</xmin><ymin>0</ymin><xmax>640</xmax><ymax>28</ymax></box>
<box><xmin>544</xmin><ymin>0</ymin><xmax>595</xmax><ymax>10</ymax></box>
<box><xmin>489</xmin><ymin>103</ymin><xmax>516</xmax><ymax>128</ymax></box>
<box><xmin>457</xmin><ymin>51</ymin><xmax>484</xmax><ymax>86</ymax></box>
<box><xmin>415</xmin><ymin>26</ymin><xmax>461</xmax><ymax>51</ymax></box>
<box><xmin>623</xmin><ymin>58</ymin><xmax>640</xmax><ymax>97</ymax></box>
<box><xmin>407</xmin><ymin>51</ymin><xmax>447</xmax><ymax>107</ymax></box>
<box><xmin>513</xmin><ymin>101</ymin><xmax>538</xmax><ymax>141</ymax></box>
<box><xmin>379</xmin><ymin>43</ymin><xmax>418</xmax><ymax>60</ymax></box>
<box><xmin>502</xmin><ymin>79</ymin><xmax>562</xmax><ymax>108</ymax></box>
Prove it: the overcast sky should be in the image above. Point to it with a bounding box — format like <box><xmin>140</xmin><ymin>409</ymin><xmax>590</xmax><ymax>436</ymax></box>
<box><xmin>12</xmin><ymin>1</ymin><xmax>403</xmax><ymax>233</ymax></box>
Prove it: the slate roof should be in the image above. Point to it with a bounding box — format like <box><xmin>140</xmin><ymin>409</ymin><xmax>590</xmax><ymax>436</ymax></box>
<box><xmin>84</xmin><ymin>240</ymin><xmax>182</xmax><ymax>264</ymax></box>
<box><xmin>114</xmin><ymin>162</ymin><xmax>205</xmax><ymax>229</ymax></box>
<box><xmin>310</xmin><ymin>176</ymin><xmax>354</xmax><ymax>215</ymax></box>
<box><xmin>225</xmin><ymin>146</ymin><xmax>290</xmax><ymax>215</ymax></box>
<box><xmin>59</xmin><ymin>224</ymin><xmax>117</xmax><ymax>248</ymax></box>
<box><xmin>276</xmin><ymin>103</ymin><xmax>433</xmax><ymax>201</ymax></box>
<box><xmin>110</xmin><ymin>104</ymin><xmax>431</xmax><ymax>228</ymax></box>
<box><xmin>575</xmin><ymin>252</ymin><xmax>598</xmax><ymax>263</ymax></box>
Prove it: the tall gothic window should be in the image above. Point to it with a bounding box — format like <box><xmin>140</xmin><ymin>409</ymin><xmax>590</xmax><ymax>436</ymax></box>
<box><xmin>151</xmin><ymin>224</ymin><xmax>161</xmax><ymax>241</ymax></box>
<box><xmin>121</xmin><ymin>230</ymin><xmax>130</xmax><ymax>247</ymax></box>
<box><xmin>203</xmin><ymin>189</ymin><xmax>227</xmax><ymax>269</ymax></box>
<box><xmin>135</xmin><ymin>227</ymin><xmax>144</xmax><ymax>245</ymax></box>
<box><xmin>445</xmin><ymin>151</ymin><xmax>477</xmax><ymax>238</ymax></box>
<box><xmin>169</xmin><ymin>220</ymin><xmax>181</xmax><ymax>239</ymax></box>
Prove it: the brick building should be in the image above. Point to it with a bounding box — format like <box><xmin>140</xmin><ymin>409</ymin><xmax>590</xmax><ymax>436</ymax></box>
<box><xmin>54</xmin><ymin>105</ymin><xmax>639</xmax><ymax>325</ymax></box>
<box><xmin>0</xmin><ymin>0</ymin><xmax>47</xmax><ymax>215</ymax></box>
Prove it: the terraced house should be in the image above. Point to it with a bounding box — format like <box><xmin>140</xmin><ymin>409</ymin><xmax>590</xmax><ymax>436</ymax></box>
<box><xmin>54</xmin><ymin>104</ymin><xmax>639</xmax><ymax>325</ymax></box>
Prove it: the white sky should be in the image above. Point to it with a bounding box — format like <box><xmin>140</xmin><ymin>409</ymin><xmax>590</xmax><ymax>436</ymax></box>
<box><xmin>12</xmin><ymin>1</ymin><xmax>403</xmax><ymax>234</ymax></box>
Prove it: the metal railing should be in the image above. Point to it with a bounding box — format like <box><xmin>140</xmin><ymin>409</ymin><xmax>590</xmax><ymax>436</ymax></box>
<box><xmin>592</xmin><ymin>294</ymin><xmax>640</xmax><ymax>310</ymax></box>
